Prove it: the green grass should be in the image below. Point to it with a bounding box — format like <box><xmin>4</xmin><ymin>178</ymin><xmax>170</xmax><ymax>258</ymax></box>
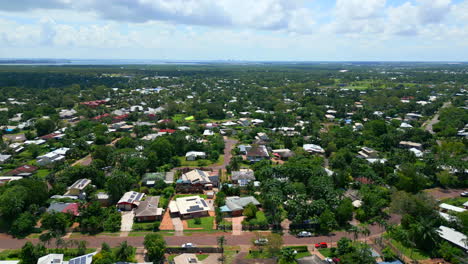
<box><xmin>174</xmin><ymin>194</ymin><xmax>208</xmax><ymax>199</ymax></box>
<box><xmin>390</xmin><ymin>239</ymin><xmax>430</xmax><ymax>260</ymax></box>
<box><xmin>177</xmin><ymin>155</ymin><xmax>224</xmax><ymax>167</ymax></box>
<box><xmin>442</xmin><ymin>197</ymin><xmax>468</xmax><ymax>207</ymax></box>
<box><xmin>187</xmin><ymin>216</ymin><xmax>214</xmax><ymax>230</ymax></box>
<box><xmin>197</xmin><ymin>254</ymin><xmax>209</xmax><ymax>261</ymax></box>
<box><xmin>36</xmin><ymin>169</ymin><xmax>50</xmax><ymax>178</ymax></box>
<box><xmin>245</xmin><ymin>251</ymin><xmax>270</xmax><ymax>259</ymax></box>
<box><xmin>295</xmin><ymin>251</ymin><xmax>312</xmax><ymax>259</ymax></box>
<box><xmin>318</xmin><ymin>248</ymin><xmax>332</xmax><ymax>257</ymax></box>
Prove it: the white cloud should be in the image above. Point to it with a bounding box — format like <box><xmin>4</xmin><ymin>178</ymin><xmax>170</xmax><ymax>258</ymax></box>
<box><xmin>335</xmin><ymin>0</ymin><xmax>386</xmax><ymax>20</ymax></box>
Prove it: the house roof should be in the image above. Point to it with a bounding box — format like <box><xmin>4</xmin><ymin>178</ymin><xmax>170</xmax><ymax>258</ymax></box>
<box><xmin>297</xmin><ymin>255</ymin><xmax>327</xmax><ymax>264</ymax></box>
<box><xmin>222</xmin><ymin>196</ymin><xmax>260</xmax><ymax>212</ymax></box>
<box><xmin>118</xmin><ymin>191</ymin><xmax>145</xmax><ymax>205</ymax></box>
<box><xmin>437</xmin><ymin>225</ymin><xmax>468</xmax><ymax>251</ymax></box>
<box><xmin>4</xmin><ymin>164</ymin><xmax>38</xmax><ymax>176</ymax></box>
<box><xmin>246</xmin><ymin>145</ymin><xmax>269</xmax><ymax>157</ymax></box>
<box><xmin>231</xmin><ymin>169</ymin><xmax>255</xmax><ymax>181</ymax></box>
<box><xmin>170</xmin><ymin>196</ymin><xmax>210</xmax><ymax>215</ymax></box>
<box><xmin>134</xmin><ymin>196</ymin><xmax>163</xmax><ymax>217</ymax></box>
<box><xmin>69</xmin><ymin>178</ymin><xmax>91</xmax><ymax>190</ymax></box>
<box><xmin>47</xmin><ymin>202</ymin><xmax>79</xmax><ymax>216</ymax></box>
<box><xmin>181</xmin><ymin>169</ymin><xmax>211</xmax><ymax>184</ymax></box>
<box><xmin>439</xmin><ymin>203</ymin><xmax>466</xmax><ymax>213</ymax></box>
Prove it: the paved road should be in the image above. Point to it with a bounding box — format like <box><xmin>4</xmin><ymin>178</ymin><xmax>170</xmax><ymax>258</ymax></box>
<box><xmin>0</xmin><ymin>215</ymin><xmax>400</xmax><ymax>250</ymax></box>
<box><xmin>423</xmin><ymin>101</ymin><xmax>451</xmax><ymax>134</ymax></box>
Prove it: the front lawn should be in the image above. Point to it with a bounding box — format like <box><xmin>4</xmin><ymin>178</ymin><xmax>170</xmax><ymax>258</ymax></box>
<box><xmin>177</xmin><ymin>155</ymin><xmax>224</xmax><ymax>167</ymax></box>
<box><xmin>318</xmin><ymin>248</ymin><xmax>332</xmax><ymax>257</ymax></box>
<box><xmin>442</xmin><ymin>197</ymin><xmax>468</xmax><ymax>207</ymax></box>
<box><xmin>187</xmin><ymin>216</ymin><xmax>214</xmax><ymax>230</ymax></box>
<box><xmin>36</xmin><ymin>169</ymin><xmax>50</xmax><ymax>179</ymax></box>
<box><xmin>174</xmin><ymin>194</ymin><xmax>208</xmax><ymax>199</ymax></box>
<box><xmin>390</xmin><ymin>239</ymin><xmax>430</xmax><ymax>260</ymax></box>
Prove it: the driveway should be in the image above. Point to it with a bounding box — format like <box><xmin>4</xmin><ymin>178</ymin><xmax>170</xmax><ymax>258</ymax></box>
<box><xmin>231</xmin><ymin>217</ymin><xmax>244</xmax><ymax>236</ymax></box>
<box><xmin>120</xmin><ymin>211</ymin><xmax>134</xmax><ymax>232</ymax></box>
<box><xmin>423</xmin><ymin>101</ymin><xmax>451</xmax><ymax>134</ymax></box>
<box><xmin>172</xmin><ymin>217</ymin><xmax>184</xmax><ymax>236</ymax></box>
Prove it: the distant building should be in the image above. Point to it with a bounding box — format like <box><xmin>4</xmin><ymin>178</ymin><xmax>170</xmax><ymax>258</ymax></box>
<box><xmin>37</xmin><ymin>148</ymin><xmax>70</xmax><ymax>166</ymax></box>
<box><xmin>65</xmin><ymin>178</ymin><xmax>92</xmax><ymax>197</ymax></box>
<box><xmin>185</xmin><ymin>151</ymin><xmax>206</xmax><ymax>161</ymax></box>
<box><xmin>246</xmin><ymin>145</ymin><xmax>269</xmax><ymax>163</ymax></box>
<box><xmin>272</xmin><ymin>149</ymin><xmax>295</xmax><ymax>160</ymax></box>
<box><xmin>47</xmin><ymin>202</ymin><xmax>79</xmax><ymax>216</ymax></box>
<box><xmin>303</xmin><ymin>144</ymin><xmax>325</xmax><ymax>154</ymax></box>
<box><xmin>231</xmin><ymin>169</ymin><xmax>255</xmax><ymax>186</ymax></box>
<box><xmin>176</xmin><ymin>169</ymin><xmax>217</xmax><ymax>193</ymax></box>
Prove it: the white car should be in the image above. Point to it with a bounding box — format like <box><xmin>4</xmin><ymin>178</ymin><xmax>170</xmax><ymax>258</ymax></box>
<box><xmin>325</xmin><ymin>258</ymin><xmax>334</xmax><ymax>263</ymax></box>
<box><xmin>182</xmin><ymin>243</ymin><xmax>194</xmax><ymax>248</ymax></box>
<box><xmin>254</xmin><ymin>238</ymin><xmax>268</xmax><ymax>245</ymax></box>
<box><xmin>297</xmin><ymin>231</ymin><xmax>312</xmax><ymax>237</ymax></box>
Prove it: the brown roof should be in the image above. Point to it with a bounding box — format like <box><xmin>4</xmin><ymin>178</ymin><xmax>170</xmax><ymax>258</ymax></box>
<box><xmin>134</xmin><ymin>196</ymin><xmax>162</xmax><ymax>217</ymax></box>
<box><xmin>4</xmin><ymin>164</ymin><xmax>38</xmax><ymax>176</ymax></box>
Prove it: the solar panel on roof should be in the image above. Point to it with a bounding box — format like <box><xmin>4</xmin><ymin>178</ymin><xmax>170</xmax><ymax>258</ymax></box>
<box><xmin>187</xmin><ymin>205</ymin><xmax>202</xmax><ymax>212</ymax></box>
<box><xmin>135</xmin><ymin>193</ymin><xmax>143</xmax><ymax>201</ymax></box>
<box><xmin>81</xmin><ymin>256</ymin><xmax>86</xmax><ymax>264</ymax></box>
<box><xmin>201</xmin><ymin>200</ymin><xmax>208</xmax><ymax>207</ymax></box>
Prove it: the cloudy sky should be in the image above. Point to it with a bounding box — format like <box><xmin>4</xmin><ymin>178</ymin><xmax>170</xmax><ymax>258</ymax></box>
<box><xmin>0</xmin><ymin>0</ymin><xmax>467</xmax><ymax>61</ymax></box>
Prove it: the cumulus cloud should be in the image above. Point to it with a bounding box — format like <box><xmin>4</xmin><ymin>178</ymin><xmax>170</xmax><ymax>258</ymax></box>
<box><xmin>335</xmin><ymin>0</ymin><xmax>386</xmax><ymax>19</ymax></box>
<box><xmin>417</xmin><ymin>0</ymin><xmax>452</xmax><ymax>24</ymax></box>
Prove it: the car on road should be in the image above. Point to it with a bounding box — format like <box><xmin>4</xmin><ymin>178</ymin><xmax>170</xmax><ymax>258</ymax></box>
<box><xmin>254</xmin><ymin>238</ymin><xmax>269</xmax><ymax>245</ymax></box>
<box><xmin>460</xmin><ymin>191</ymin><xmax>468</xmax><ymax>197</ymax></box>
<box><xmin>182</xmin><ymin>243</ymin><xmax>195</xmax><ymax>248</ymax></box>
<box><xmin>314</xmin><ymin>242</ymin><xmax>328</xmax><ymax>248</ymax></box>
<box><xmin>297</xmin><ymin>231</ymin><xmax>312</xmax><ymax>237</ymax></box>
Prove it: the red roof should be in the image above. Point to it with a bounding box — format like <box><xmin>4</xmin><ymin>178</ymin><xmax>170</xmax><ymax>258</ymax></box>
<box><xmin>355</xmin><ymin>177</ymin><xmax>374</xmax><ymax>184</ymax></box>
<box><xmin>80</xmin><ymin>100</ymin><xmax>107</xmax><ymax>108</ymax></box>
<box><xmin>92</xmin><ymin>113</ymin><xmax>110</xmax><ymax>120</ymax></box>
<box><xmin>159</xmin><ymin>129</ymin><xmax>176</xmax><ymax>133</ymax></box>
<box><xmin>4</xmin><ymin>164</ymin><xmax>38</xmax><ymax>176</ymax></box>
<box><xmin>40</xmin><ymin>133</ymin><xmax>61</xmax><ymax>140</ymax></box>
<box><xmin>63</xmin><ymin>203</ymin><xmax>80</xmax><ymax>216</ymax></box>
<box><xmin>113</xmin><ymin>114</ymin><xmax>129</xmax><ymax>121</ymax></box>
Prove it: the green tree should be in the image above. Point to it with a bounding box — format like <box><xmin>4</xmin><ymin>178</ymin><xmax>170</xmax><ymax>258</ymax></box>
<box><xmin>243</xmin><ymin>203</ymin><xmax>259</xmax><ymax>220</ymax></box>
<box><xmin>19</xmin><ymin>242</ymin><xmax>46</xmax><ymax>264</ymax></box>
<box><xmin>35</xmin><ymin>118</ymin><xmax>55</xmax><ymax>136</ymax></box>
<box><xmin>115</xmin><ymin>241</ymin><xmax>135</xmax><ymax>262</ymax></box>
<box><xmin>144</xmin><ymin>234</ymin><xmax>166</xmax><ymax>263</ymax></box>
<box><xmin>319</xmin><ymin>209</ymin><xmax>338</xmax><ymax>233</ymax></box>
<box><xmin>336</xmin><ymin>198</ymin><xmax>353</xmax><ymax>226</ymax></box>
<box><xmin>10</xmin><ymin>212</ymin><xmax>37</xmax><ymax>238</ymax></box>
<box><xmin>41</xmin><ymin>212</ymin><xmax>71</xmax><ymax>236</ymax></box>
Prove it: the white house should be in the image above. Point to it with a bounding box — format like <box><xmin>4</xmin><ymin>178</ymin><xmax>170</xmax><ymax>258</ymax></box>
<box><xmin>37</xmin><ymin>148</ymin><xmax>70</xmax><ymax>166</ymax></box>
<box><xmin>185</xmin><ymin>151</ymin><xmax>206</xmax><ymax>161</ymax></box>
<box><xmin>303</xmin><ymin>144</ymin><xmax>325</xmax><ymax>154</ymax></box>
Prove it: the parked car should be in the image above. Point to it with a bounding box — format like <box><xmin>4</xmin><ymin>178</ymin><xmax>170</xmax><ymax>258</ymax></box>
<box><xmin>297</xmin><ymin>231</ymin><xmax>312</xmax><ymax>237</ymax></box>
<box><xmin>314</xmin><ymin>242</ymin><xmax>328</xmax><ymax>248</ymax></box>
<box><xmin>182</xmin><ymin>243</ymin><xmax>195</xmax><ymax>248</ymax></box>
<box><xmin>254</xmin><ymin>238</ymin><xmax>269</xmax><ymax>245</ymax></box>
<box><xmin>460</xmin><ymin>191</ymin><xmax>468</xmax><ymax>197</ymax></box>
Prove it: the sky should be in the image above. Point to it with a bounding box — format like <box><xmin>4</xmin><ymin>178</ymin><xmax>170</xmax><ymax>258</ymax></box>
<box><xmin>0</xmin><ymin>0</ymin><xmax>467</xmax><ymax>61</ymax></box>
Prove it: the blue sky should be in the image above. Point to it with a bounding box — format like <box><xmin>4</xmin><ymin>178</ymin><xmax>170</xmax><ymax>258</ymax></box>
<box><xmin>0</xmin><ymin>0</ymin><xmax>467</xmax><ymax>61</ymax></box>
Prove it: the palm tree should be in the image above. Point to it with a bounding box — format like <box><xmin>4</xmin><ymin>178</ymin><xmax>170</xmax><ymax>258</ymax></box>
<box><xmin>360</xmin><ymin>225</ymin><xmax>371</xmax><ymax>244</ymax></box>
<box><xmin>349</xmin><ymin>226</ymin><xmax>360</xmax><ymax>242</ymax></box>
<box><xmin>217</xmin><ymin>236</ymin><xmax>226</xmax><ymax>264</ymax></box>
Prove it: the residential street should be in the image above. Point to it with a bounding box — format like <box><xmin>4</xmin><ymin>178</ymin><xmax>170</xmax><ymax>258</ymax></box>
<box><xmin>0</xmin><ymin>214</ymin><xmax>401</xmax><ymax>250</ymax></box>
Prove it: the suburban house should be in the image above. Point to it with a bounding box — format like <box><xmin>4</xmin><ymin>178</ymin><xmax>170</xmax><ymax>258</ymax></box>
<box><xmin>238</xmin><ymin>144</ymin><xmax>251</xmax><ymax>155</ymax></box>
<box><xmin>64</xmin><ymin>178</ymin><xmax>92</xmax><ymax>197</ymax></box>
<box><xmin>272</xmin><ymin>149</ymin><xmax>295</xmax><ymax>160</ymax></box>
<box><xmin>256</xmin><ymin>132</ymin><xmax>269</xmax><ymax>141</ymax></box>
<box><xmin>439</xmin><ymin>203</ymin><xmax>466</xmax><ymax>213</ymax></box>
<box><xmin>176</xmin><ymin>169</ymin><xmax>217</xmax><ymax>193</ymax></box>
<box><xmin>47</xmin><ymin>202</ymin><xmax>80</xmax><ymax>216</ymax></box>
<box><xmin>4</xmin><ymin>164</ymin><xmax>38</xmax><ymax>176</ymax></box>
<box><xmin>437</xmin><ymin>226</ymin><xmax>468</xmax><ymax>252</ymax></box>
<box><xmin>303</xmin><ymin>144</ymin><xmax>325</xmax><ymax>154</ymax></box>
<box><xmin>142</xmin><ymin>171</ymin><xmax>174</xmax><ymax>185</ymax></box>
<box><xmin>117</xmin><ymin>191</ymin><xmax>145</xmax><ymax>211</ymax></box>
<box><xmin>185</xmin><ymin>151</ymin><xmax>206</xmax><ymax>161</ymax></box>
<box><xmin>0</xmin><ymin>154</ymin><xmax>12</xmax><ymax>164</ymax></box>
<box><xmin>96</xmin><ymin>192</ymin><xmax>110</xmax><ymax>206</ymax></box>
<box><xmin>37</xmin><ymin>148</ymin><xmax>70</xmax><ymax>166</ymax></box>
<box><xmin>399</xmin><ymin>141</ymin><xmax>423</xmax><ymax>150</ymax></box>
<box><xmin>169</xmin><ymin>195</ymin><xmax>211</xmax><ymax>219</ymax></box>
<box><xmin>220</xmin><ymin>196</ymin><xmax>260</xmax><ymax>217</ymax></box>
<box><xmin>38</xmin><ymin>252</ymin><xmax>97</xmax><ymax>264</ymax></box>
<box><xmin>231</xmin><ymin>169</ymin><xmax>255</xmax><ymax>186</ymax></box>
<box><xmin>358</xmin><ymin>147</ymin><xmax>379</xmax><ymax>159</ymax></box>
<box><xmin>246</xmin><ymin>145</ymin><xmax>269</xmax><ymax>163</ymax></box>
<box><xmin>134</xmin><ymin>196</ymin><xmax>164</xmax><ymax>222</ymax></box>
